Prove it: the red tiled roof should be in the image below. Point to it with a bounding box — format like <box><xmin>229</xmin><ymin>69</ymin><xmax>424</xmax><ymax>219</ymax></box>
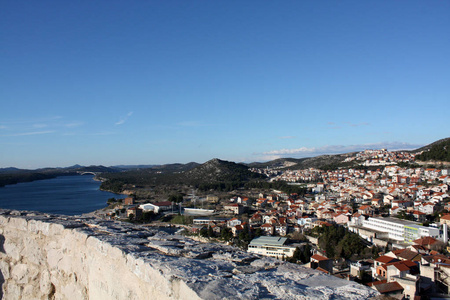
<box><xmin>311</xmin><ymin>254</ymin><xmax>329</xmax><ymax>261</ymax></box>
<box><xmin>376</xmin><ymin>255</ymin><xmax>399</xmax><ymax>264</ymax></box>
<box><xmin>393</xmin><ymin>263</ymin><xmax>410</xmax><ymax>272</ymax></box>
<box><xmin>441</xmin><ymin>214</ymin><xmax>450</xmax><ymax>221</ymax></box>
<box><xmin>413</xmin><ymin>236</ymin><xmax>438</xmax><ymax>246</ymax></box>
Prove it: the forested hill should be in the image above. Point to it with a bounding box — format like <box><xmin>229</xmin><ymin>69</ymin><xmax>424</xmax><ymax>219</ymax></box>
<box><xmin>181</xmin><ymin>158</ymin><xmax>264</xmax><ymax>184</ymax></box>
<box><xmin>415</xmin><ymin>138</ymin><xmax>450</xmax><ymax>162</ymax></box>
<box><xmin>99</xmin><ymin>158</ymin><xmax>266</xmax><ymax>193</ymax></box>
<box><xmin>248</xmin><ymin>153</ymin><xmax>356</xmax><ymax>170</ymax></box>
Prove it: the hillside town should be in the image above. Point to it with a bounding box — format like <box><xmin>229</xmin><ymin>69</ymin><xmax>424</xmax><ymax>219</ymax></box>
<box><xmin>103</xmin><ymin>148</ymin><xmax>450</xmax><ymax>299</ymax></box>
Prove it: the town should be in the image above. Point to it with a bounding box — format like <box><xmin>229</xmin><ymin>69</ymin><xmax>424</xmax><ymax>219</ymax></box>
<box><xmin>99</xmin><ymin>148</ymin><xmax>450</xmax><ymax>299</ymax></box>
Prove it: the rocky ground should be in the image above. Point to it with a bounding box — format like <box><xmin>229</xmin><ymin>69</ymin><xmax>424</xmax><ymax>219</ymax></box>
<box><xmin>0</xmin><ymin>209</ymin><xmax>379</xmax><ymax>299</ymax></box>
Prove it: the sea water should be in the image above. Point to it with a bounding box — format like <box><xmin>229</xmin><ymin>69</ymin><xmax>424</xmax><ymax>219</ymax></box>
<box><xmin>0</xmin><ymin>175</ymin><xmax>118</xmax><ymax>215</ymax></box>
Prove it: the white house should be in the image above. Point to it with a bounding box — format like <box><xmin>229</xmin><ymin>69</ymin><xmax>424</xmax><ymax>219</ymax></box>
<box><xmin>139</xmin><ymin>201</ymin><xmax>172</xmax><ymax>213</ymax></box>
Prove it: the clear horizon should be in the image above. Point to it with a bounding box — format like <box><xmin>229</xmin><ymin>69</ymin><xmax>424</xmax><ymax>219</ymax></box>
<box><xmin>1</xmin><ymin>1</ymin><xmax>449</xmax><ymax>169</ymax></box>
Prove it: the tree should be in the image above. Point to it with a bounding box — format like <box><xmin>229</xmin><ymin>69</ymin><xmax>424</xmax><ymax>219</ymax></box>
<box><xmin>300</xmin><ymin>244</ymin><xmax>312</xmax><ymax>263</ymax></box>
<box><xmin>142</xmin><ymin>211</ymin><xmax>154</xmax><ymax>222</ymax></box>
<box><xmin>168</xmin><ymin>193</ymin><xmax>184</xmax><ymax>203</ymax></box>
<box><xmin>314</xmin><ymin>224</ymin><xmax>367</xmax><ymax>259</ymax></box>
<box><xmin>199</xmin><ymin>227</ymin><xmax>208</xmax><ymax>237</ymax></box>
<box><xmin>289</xmin><ymin>247</ymin><xmax>302</xmax><ymax>263</ymax></box>
<box><xmin>221</xmin><ymin>227</ymin><xmax>233</xmax><ymax>242</ymax></box>
<box><xmin>255</xmin><ymin>227</ymin><xmax>262</xmax><ymax>237</ymax></box>
<box><xmin>207</xmin><ymin>226</ymin><xmax>215</xmax><ymax>238</ymax></box>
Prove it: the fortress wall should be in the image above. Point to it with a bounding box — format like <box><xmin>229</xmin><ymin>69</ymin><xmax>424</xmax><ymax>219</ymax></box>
<box><xmin>0</xmin><ymin>213</ymin><xmax>199</xmax><ymax>300</ymax></box>
<box><xmin>0</xmin><ymin>210</ymin><xmax>379</xmax><ymax>300</ymax></box>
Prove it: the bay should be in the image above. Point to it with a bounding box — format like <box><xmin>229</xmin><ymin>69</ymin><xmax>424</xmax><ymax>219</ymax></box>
<box><xmin>0</xmin><ymin>175</ymin><xmax>119</xmax><ymax>215</ymax></box>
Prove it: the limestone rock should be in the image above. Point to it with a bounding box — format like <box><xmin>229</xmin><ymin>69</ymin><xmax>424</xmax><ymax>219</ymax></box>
<box><xmin>0</xmin><ymin>209</ymin><xmax>379</xmax><ymax>299</ymax></box>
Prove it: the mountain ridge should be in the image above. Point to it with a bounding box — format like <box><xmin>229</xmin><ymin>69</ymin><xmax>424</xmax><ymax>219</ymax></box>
<box><xmin>2</xmin><ymin>138</ymin><xmax>449</xmax><ymax>189</ymax></box>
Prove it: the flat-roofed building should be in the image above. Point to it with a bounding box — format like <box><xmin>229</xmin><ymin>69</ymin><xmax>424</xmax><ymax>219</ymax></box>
<box><xmin>361</xmin><ymin>217</ymin><xmax>441</xmax><ymax>244</ymax></box>
<box><xmin>193</xmin><ymin>218</ymin><xmax>227</xmax><ymax>225</ymax></box>
<box><xmin>247</xmin><ymin>236</ymin><xmax>296</xmax><ymax>259</ymax></box>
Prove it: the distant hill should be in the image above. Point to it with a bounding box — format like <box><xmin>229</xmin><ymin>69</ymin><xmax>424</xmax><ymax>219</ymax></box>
<box><xmin>3</xmin><ymin>137</ymin><xmax>450</xmax><ymax>190</ymax></box>
<box><xmin>112</xmin><ymin>164</ymin><xmax>156</xmax><ymax>170</ymax></box>
<box><xmin>247</xmin><ymin>158</ymin><xmax>307</xmax><ymax>169</ymax></box>
<box><xmin>248</xmin><ymin>138</ymin><xmax>450</xmax><ymax>170</ymax></box>
<box><xmin>150</xmin><ymin>162</ymin><xmax>200</xmax><ymax>173</ymax></box>
<box><xmin>413</xmin><ymin>137</ymin><xmax>450</xmax><ymax>153</ymax></box>
<box><xmin>99</xmin><ymin>159</ymin><xmax>264</xmax><ymax>193</ymax></box>
<box><xmin>248</xmin><ymin>153</ymin><xmax>357</xmax><ymax>170</ymax></box>
<box><xmin>76</xmin><ymin>165</ymin><xmax>120</xmax><ymax>173</ymax></box>
<box><xmin>0</xmin><ymin>165</ymin><xmax>119</xmax><ymax>188</ymax></box>
<box><xmin>181</xmin><ymin>158</ymin><xmax>264</xmax><ymax>184</ymax></box>
<box><xmin>0</xmin><ymin>167</ymin><xmax>24</xmax><ymax>174</ymax></box>
<box><xmin>415</xmin><ymin>138</ymin><xmax>450</xmax><ymax>162</ymax></box>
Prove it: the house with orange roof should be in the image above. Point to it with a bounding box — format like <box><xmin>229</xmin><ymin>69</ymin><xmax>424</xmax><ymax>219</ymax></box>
<box><xmin>374</xmin><ymin>255</ymin><xmax>400</xmax><ymax>278</ymax></box>
<box><xmin>249</xmin><ymin>213</ymin><xmax>262</xmax><ymax>225</ymax></box>
<box><xmin>371</xmin><ymin>198</ymin><xmax>382</xmax><ymax>207</ymax></box>
<box><xmin>224</xmin><ymin>203</ymin><xmax>244</xmax><ymax>215</ymax></box>
<box><xmin>349</xmin><ymin>212</ymin><xmax>365</xmax><ymax>226</ymax></box>
<box><xmin>310</xmin><ymin>254</ymin><xmax>333</xmax><ymax>274</ymax></box>
<box><xmin>371</xmin><ymin>281</ymin><xmax>404</xmax><ymax>298</ymax></box>
<box><xmin>419</xmin><ymin>202</ymin><xmax>436</xmax><ymax>215</ymax></box>
<box><xmin>358</xmin><ymin>205</ymin><xmax>372</xmax><ymax>216</ymax></box>
<box><xmin>440</xmin><ymin>214</ymin><xmax>450</xmax><ymax>226</ymax></box>
<box><xmin>376</xmin><ymin>259</ymin><xmax>418</xmax><ymax>281</ymax></box>
<box><xmin>411</xmin><ymin>210</ymin><xmax>426</xmax><ymax>222</ymax></box>
<box><xmin>413</xmin><ymin>236</ymin><xmax>439</xmax><ymax>248</ymax></box>
<box><xmin>386</xmin><ymin>248</ymin><xmax>422</xmax><ymax>262</ymax></box>
<box><xmin>333</xmin><ymin>213</ymin><xmax>349</xmax><ymax>225</ymax></box>
<box><xmin>260</xmin><ymin>223</ymin><xmax>274</xmax><ymax>235</ymax></box>
<box><xmin>227</xmin><ymin>217</ymin><xmax>242</xmax><ymax>228</ymax></box>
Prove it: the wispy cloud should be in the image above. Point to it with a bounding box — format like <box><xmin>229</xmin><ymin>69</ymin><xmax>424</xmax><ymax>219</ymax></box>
<box><xmin>0</xmin><ymin>116</ymin><xmax>62</xmax><ymax>125</ymax></box>
<box><xmin>279</xmin><ymin>136</ymin><xmax>296</xmax><ymax>139</ymax></box>
<box><xmin>1</xmin><ymin>130</ymin><xmax>55</xmax><ymax>137</ymax></box>
<box><xmin>1</xmin><ymin>116</ymin><xmax>86</xmax><ymax>137</ymax></box>
<box><xmin>258</xmin><ymin>141</ymin><xmax>424</xmax><ymax>161</ymax></box>
<box><xmin>115</xmin><ymin>112</ymin><xmax>133</xmax><ymax>126</ymax></box>
<box><xmin>61</xmin><ymin>131</ymin><xmax>115</xmax><ymax>136</ymax></box>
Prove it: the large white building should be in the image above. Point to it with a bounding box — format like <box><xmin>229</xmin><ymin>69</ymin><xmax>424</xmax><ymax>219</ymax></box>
<box><xmin>359</xmin><ymin>217</ymin><xmax>441</xmax><ymax>243</ymax></box>
<box><xmin>247</xmin><ymin>236</ymin><xmax>296</xmax><ymax>259</ymax></box>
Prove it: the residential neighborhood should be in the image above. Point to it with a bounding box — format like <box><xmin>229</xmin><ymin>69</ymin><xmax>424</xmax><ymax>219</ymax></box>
<box><xmin>102</xmin><ymin>148</ymin><xmax>450</xmax><ymax>299</ymax></box>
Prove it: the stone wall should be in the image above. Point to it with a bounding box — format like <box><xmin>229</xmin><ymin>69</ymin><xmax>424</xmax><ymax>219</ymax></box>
<box><xmin>0</xmin><ymin>210</ymin><xmax>379</xmax><ymax>300</ymax></box>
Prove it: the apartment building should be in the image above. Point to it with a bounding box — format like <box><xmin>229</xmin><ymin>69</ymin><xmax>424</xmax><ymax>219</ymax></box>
<box><xmin>361</xmin><ymin>217</ymin><xmax>441</xmax><ymax>243</ymax></box>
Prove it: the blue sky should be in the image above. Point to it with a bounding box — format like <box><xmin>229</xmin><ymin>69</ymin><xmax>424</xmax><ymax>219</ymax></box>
<box><xmin>1</xmin><ymin>1</ymin><xmax>449</xmax><ymax>169</ymax></box>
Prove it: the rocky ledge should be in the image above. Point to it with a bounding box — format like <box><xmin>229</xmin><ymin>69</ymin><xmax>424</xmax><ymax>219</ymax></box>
<box><xmin>0</xmin><ymin>209</ymin><xmax>379</xmax><ymax>299</ymax></box>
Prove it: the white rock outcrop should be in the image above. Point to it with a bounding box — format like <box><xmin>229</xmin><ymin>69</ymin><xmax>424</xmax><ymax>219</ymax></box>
<box><xmin>0</xmin><ymin>210</ymin><xmax>379</xmax><ymax>299</ymax></box>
